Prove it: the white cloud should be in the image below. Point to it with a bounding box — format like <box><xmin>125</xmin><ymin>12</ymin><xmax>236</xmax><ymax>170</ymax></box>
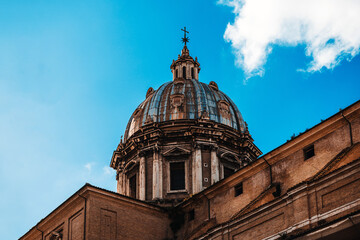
<box><xmin>103</xmin><ymin>166</ymin><xmax>114</xmax><ymax>175</ymax></box>
<box><xmin>84</xmin><ymin>162</ymin><xmax>94</xmax><ymax>172</ymax></box>
<box><xmin>219</xmin><ymin>0</ymin><xmax>360</xmax><ymax>77</ymax></box>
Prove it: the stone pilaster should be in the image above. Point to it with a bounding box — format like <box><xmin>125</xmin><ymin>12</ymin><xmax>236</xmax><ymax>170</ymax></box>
<box><xmin>139</xmin><ymin>153</ymin><xmax>146</xmax><ymax>200</ymax></box>
<box><xmin>117</xmin><ymin>171</ymin><xmax>123</xmax><ymax>194</ymax></box>
<box><xmin>124</xmin><ymin>172</ymin><xmax>128</xmax><ymax>196</ymax></box>
<box><xmin>210</xmin><ymin>146</ymin><xmax>220</xmax><ymax>185</ymax></box>
<box><xmin>152</xmin><ymin>149</ymin><xmax>163</xmax><ymax>199</ymax></box>
<box><xmin>117</xmin><ymin>164</ymin><xmax>126</xmax><ymax>195</ymax></box>
<box><xmin>192</xmin><ymin>144</ymin><xmax>203</xmax><ymax>194</ymax></box>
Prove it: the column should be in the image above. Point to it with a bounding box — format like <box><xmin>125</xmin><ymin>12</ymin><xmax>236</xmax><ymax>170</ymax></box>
<box><xmin>117</xmin><ymin>171</ymin><xmax>123</xmax><ymax>194</ymax></box>
<box><xmin>117</xmin><ymin>167</ymin><xmax>127</xmax><ymax>195</ymax></box>
<box><xmin>152</xmin><ymin>150</ymin><xmax>163</xmax><ymax>199</ymax></box>
<box><xmin>139</xmin><ymin>154</ymin><xmax>146</xmax><ymax>201</ymax></box>
<box><xmin>159</xmin><ymin>154</ymin><xmax>163</xmax><ymax>198</ymax></box>
<box><xmin>124</xmin><ymin>173</ymin><xmax>127</xmax><ymax>195</ymax></box>
<box><xmin>192</xmin><ymin>144</ymin><xmax>203</xmax><ymax>194</ymax></box>
<box><xmin>211</xmin><ymin>146</ymin><xmax>220</xmax><ymax>184</ymax></box>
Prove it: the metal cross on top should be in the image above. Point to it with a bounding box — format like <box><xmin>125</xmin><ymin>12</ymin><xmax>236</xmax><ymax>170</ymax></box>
<box><xmin>181</xmin><ymin>27</ymin><xmax>189</xmax><ymax>46</ymax></box>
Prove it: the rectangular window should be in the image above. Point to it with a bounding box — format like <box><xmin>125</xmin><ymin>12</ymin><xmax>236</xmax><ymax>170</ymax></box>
<box><xmin>170</xmin><ymin>162</ymin><xmax>185</xmax><ymax>190</ymax></box>
<box><xmin>304</xmin><ymin>145</ymin><xmax>315</xmax><ymax>160</ymax></box>
<box><xmin>235</xmin><ymin>182</ymin><xmax>243</xmax><ymax>197</ymax></box>
<box><xmin>129</xmin><ymin>175</ymin><xmax>137</xmax><ymax>198</ymax></box>
<box><xmin>188</xmin><ymin>209</ymin><xmax>195</xmax><ymax>221</ymax></box>
<box><xmin>224</xmin><ymin>166</ymin><xmax>235</xmax><ymax>178</ymax></box>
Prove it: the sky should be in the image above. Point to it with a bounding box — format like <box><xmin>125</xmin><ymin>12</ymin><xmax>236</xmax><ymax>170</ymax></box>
<box><xmin>0</xmin><ymin>0</ymin><xmax>359</xmax><ymax>239</ymax></box>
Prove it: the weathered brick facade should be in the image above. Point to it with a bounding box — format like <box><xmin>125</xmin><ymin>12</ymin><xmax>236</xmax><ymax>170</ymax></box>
<box><xmin>21</xmin><ymin>185</ymin><xmax>171</xmax><ymax>240</ymax></box>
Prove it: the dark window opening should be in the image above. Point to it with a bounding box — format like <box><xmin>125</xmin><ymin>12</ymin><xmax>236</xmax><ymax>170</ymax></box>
<box><xmin>129</xmin><ymin>175</ymin><xmax>137</xmax><ymax>198</ymax></box>
<box><xmin>175</xmin><ymin>69</ymin><xmax>178</xmax><ymax>78</ymax></box>
<box><xmin>170</xmin><ymin>162</ymin><xmax>185</xmax><ymax>190</ymax></box>
<box><xmin>272</xmin><ymin>183</ymin><xmax>281</xmax><ymax>197</ymax></box>
<box><xmin>188</xmin><ymin>209</ymin><xmax>195</xmax><ymax>221</ymax></box>
<box><xmin>304</xmin><ymin>145</ymin><xmax>315</xmax><ymax>160</ymax></box>
<box><xmin>182</xmin><ymin>66</ymin><xmax>186</xmax><ymax>79</ymax></box>
<box><xmin>224</xmin><ymin>166</ymin><xmax>235</xmax><ymax>178</ymax></box>
<box><xmin>235</xmin><ymin>182</ymin><xmax>243</xmax><ymax>197</ymax></box>
<box><xmin>191</xmin><ymin>68</ymin><xmax>194</xmax><ymax>79</ymax></box>
<box><xmin>50</xmin><ymin>229</ymin><xmax>63</xmax><ymax>240</ymax></box>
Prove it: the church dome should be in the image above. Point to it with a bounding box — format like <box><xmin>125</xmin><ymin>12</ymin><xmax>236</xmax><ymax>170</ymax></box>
<box><xmin>124</xmin><ymin>78</ymin><xmax>246</xmax><ymax>141</ymax></box>
<box><xmin>112</xmin><ymin>31</ymin><xmax>261</xmax><ymax>205</ymax></box>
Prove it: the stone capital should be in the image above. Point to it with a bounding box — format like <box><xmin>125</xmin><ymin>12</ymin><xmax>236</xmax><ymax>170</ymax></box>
<box><xmin>193</xmin><ymin>142</ymin><xmax>202</xmax><ymax>150</ymax></box>
<box><xmin>138</xmin><ymin>151</ymin><xmax>146</xmax><ymax>158</ymax></box>
<box><xmin>210</xmin><ymin>144</ymin><xmax>219</xmax><ymax>151</ymax></box>
<box><xmin>152</xmin><ymin>144</ymin><xmax>160</xmax><ymax>153</ymax></box>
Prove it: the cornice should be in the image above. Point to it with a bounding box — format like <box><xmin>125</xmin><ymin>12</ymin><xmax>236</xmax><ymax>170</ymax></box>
<box><xmin>262</xmin><ymin>100</ymin><xmax>360</xmax><ymax>164</ymax></box>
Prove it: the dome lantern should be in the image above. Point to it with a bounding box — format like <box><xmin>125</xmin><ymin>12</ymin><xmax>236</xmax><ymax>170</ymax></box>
<box><xmin>170</xmin><ymin>27</ymin><xmax>200</xmax><ymax>81</ymax></box>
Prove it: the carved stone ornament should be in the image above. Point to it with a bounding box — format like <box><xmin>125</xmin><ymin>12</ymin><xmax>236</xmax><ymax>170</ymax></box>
<box><xmin>209</xmin><ymin>81</ymin><xmax>218</xmax><ymax>91</ymax></box>
<box><xmin>162</xmin><ymin>146</ymin><xmax>191</xmax><ymax>156</ymax></box>
<box><xmin>170</xmin><ymin>94</ymin><xmax>184</xmax><ymax>109</ymax></box>
<box><xmin>146</xmin><ymin>87</ymin><xmax>155</xmax><ymax>98</ymax></box>
<box><xmin>145</xmin><ymin>115</ymin><xmax>154</xmax><ymax>124</ymax></box>
<box><xmin>218</xmin><ymin>100</ymin><xmax>231</xmax><ymax>119</ymax></box>
<box><xmin>200</xmin><ymin>111</ymin><xmax>210</xmax><ymax>120</ymax></box>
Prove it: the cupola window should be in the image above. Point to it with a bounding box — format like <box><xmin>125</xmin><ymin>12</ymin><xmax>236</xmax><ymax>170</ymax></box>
<box><xmin>170</xmin><ymin>162</ymin><xmax>185</xmax><ymax>190</ymax></box>
<box><xmin>176</xmin><ymin>69</ymin><xmax>178</xmax><ymax>78</ymax></box>
<box><xmin>191</xmin><ymin>68</ymin><xmax>194</xmax><ymax>79</ymax></box>
<box><xmin>182</xmin><ymin>66</ymin><xmax>186</xmax><ymax>79</ymax></box>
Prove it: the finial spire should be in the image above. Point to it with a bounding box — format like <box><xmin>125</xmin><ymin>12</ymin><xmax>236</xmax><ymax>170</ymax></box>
<box><xmin>181</xmin><ymin>27</ymin><xmax>189</xmax><ymax>46</ymax></box>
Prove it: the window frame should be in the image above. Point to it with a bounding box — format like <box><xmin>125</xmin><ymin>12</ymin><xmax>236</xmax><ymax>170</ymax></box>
<box><xmin>169</xmin><ymin>161</ymin><xmax>186</xmax><ymax>191</ymax></box>
<box><xmin>167</xmin><ymin>159</ymin><xmax>189</xmax><ymax>194</ymax></box>
<box><xmin>303</xmin><ymin>144</ymin><xmax>315</xmax><ymax>160</ymax></box>
<box><xmin>188</xmin><ymin>209</ymin><xmax>195</xmax><ymax>221</ymax></box>
<box><xmin>129</xmin><ymin>173</ymin><xmax>137</xmax><ymax>199</ymax></box>
<box><xmin>234</xmin><ymin>182</ymin><xmax>243</xmax><ymax>197</ymax></box>
<box><xmin>182</xmin><ymin>66</ymin><xmax>186</xmax><ymax>79</ymax></box>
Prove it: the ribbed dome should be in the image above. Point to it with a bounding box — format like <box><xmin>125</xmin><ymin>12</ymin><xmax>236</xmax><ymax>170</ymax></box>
<box><xmin>124</xmin><ymin>79</ymin><xmax>246</xmax><ymax>140</ymax></box>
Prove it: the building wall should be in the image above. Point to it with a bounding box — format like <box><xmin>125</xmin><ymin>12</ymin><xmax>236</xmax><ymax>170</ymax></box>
<box><xmin>272</xmin><ymin>122</ymin><xmax>351</xmax><ymax>193</ymax></box>
<box><xmin>20</xmin><ymin>186</ymin><xmax>171</xmax><ymax>240</ymax></box>
<box><xmin>86</xmin><ymin>191</ymin><xmax>170</xmax><ymax>240</ymax></box>
<box><xmin>352</xmin><ymin>114</ymin><xmax>360</xmax><ymax>143</ymax></box>
<box><xmin>174</xmin><ymin>105</ymin><xmax>360</xmax><ymax>239</ymax></box>
<box><xmin>20</xmin><ymin>196</ymin><xmax>85</xmax><ymax>240</ymax></box>
<box><xmin>200</xmin><ymin>160</ymin><xmax>360</xmax><ymax>239</ymax></box>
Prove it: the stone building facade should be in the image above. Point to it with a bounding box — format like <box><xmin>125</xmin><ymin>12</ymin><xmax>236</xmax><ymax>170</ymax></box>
<box><xmin>20</xmin><ymin>44</ymin><xmax>360</xmax><ymax>240</ymax></box>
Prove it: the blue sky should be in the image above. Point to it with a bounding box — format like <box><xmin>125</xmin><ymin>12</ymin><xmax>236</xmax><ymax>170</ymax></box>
<box><xmin>0</xmin><ymin>0</ymin><xmax>359</xmax><ymax>239</ymax></box>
